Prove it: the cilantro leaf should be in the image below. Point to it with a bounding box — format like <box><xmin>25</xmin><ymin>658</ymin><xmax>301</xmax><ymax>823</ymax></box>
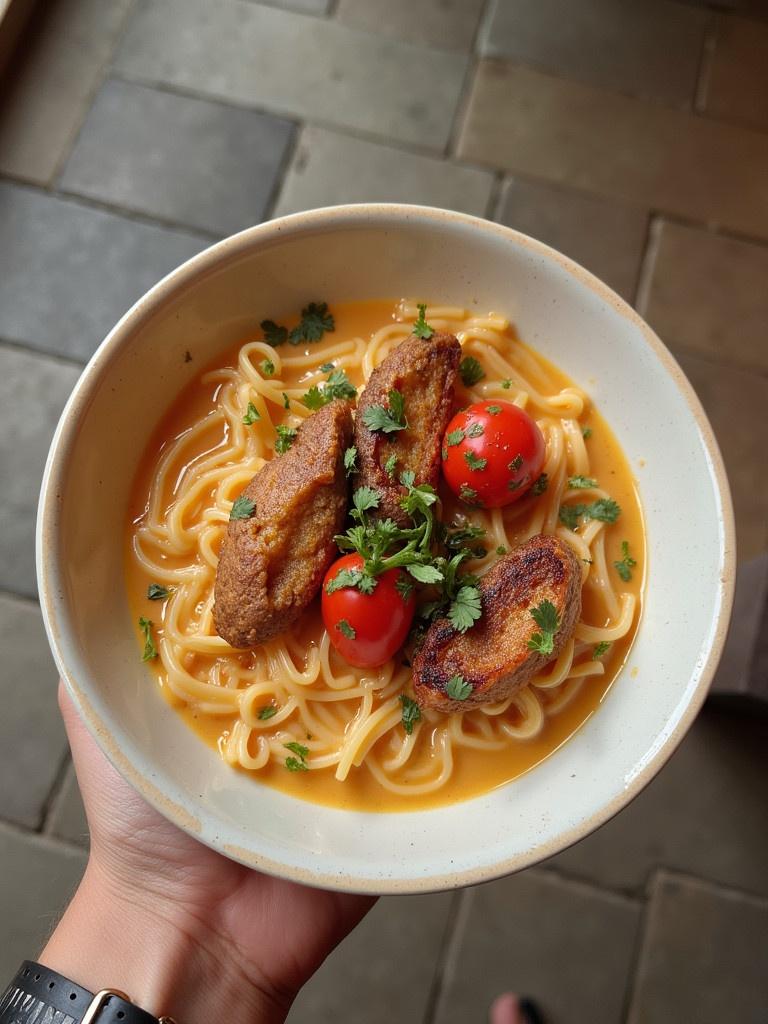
<box><xmin>413</xmin><ymin>303</ymin><xmax>434</xmax><ymax>339</ymax></box>
<box><xmin>407</xmin><ymin>563</ymin><xmax>444</xmax><ymax>584</ymax></box>
<box><xmin>593</xmin><ymin>641</ymin><xmax>611</xmax><ymax>659</ymax></box>
<box><xmin>508</xmin><ymin>453</ymin><xmax>523</xmax><ymax>472</ymax></box>
<box><xmin>569</xmin><ymin>475</ymin><xmax>597</xmax><ymax>489</ymax></box>
<box><xmin>285</xmin><ymin>757</ymin><xmax>308</xmax><ymax>772</ymax></box>
<box><xmin>446</xmin><ymin>428</ymin><xmax>465</xmax><ymax>446</ymax></box>
<box><xmin>466</xmin><ymin>422</ymin><xmax>484</xmax><ymax>438</ymax></box>
<box><xmin>487</xmin><ymin>404</ymin><xmax>501</xmax><ymax>415</ymax></box>
<box><xmin>326</xmin><ymin>568</ymin><xmax>363</xmax><ymax>594</ymax></box>
<box><xmin>383</xmin><ymin>453</ymin><xmax>397</xmax><ymax>478</ymax></box>
<box><xmin>464</xmin><ymin>450</ymin><xmax>487</xmax><ymax>472</ymax></box>
<box><xmin>460</xmin><ymin>356</ymin><xmax>485</xmax><ymax>387</ymax></box>
<box><xmin>582</xmin><ymin>426</ymin><xmax>592</xmax><ymax>439</ymax></box>
<box><xmin>301</xmin><ymin>385</ymin><xmax>325</xmax><ymax>411</ymax></box>
<box><xmin>527</xmin><ymin>599</ymin><xmax>560</xmax><ymax>655</ymax></box>
<box><xmin>138</xmin><ymin>616</ymin><xmax>157</xmax><ymax>661</ymax></box>
<box><xmin>613</xmin><ymin>540</ymin><xmax>636</xmax><ymax>582</ymax></box>
<box><xmin>147</xmin><ymin>583</ymin><xmax>170</xmax><ymax>601</ymax></box>
<box><xmin>587</xmin><ymin>498</ymin><xmax>621</xmax><ymax>523</ymax></box>
<box><xmin>259</xmin><ymin>358</ymin><xmax>275</xmax><ymax>376</ymax></box>
<box><xmin>459</xmin><ymin>483</ymin><xmax>480</xmax><ymax>505</ymax></box>
<box><xmin>230</xmin><ymin>496</ymin><xmax>256</xmax><ymax>520</ymax></box>
<box><xmin>444</xmin><ymin>523</ymin><xmax>486</xmax><ymax>553</ymax></box>
<box><xmin>336</xmin><ymin>618</ymin><xmax>356</xmax><ymax>639</ymax></box>
<box><xmin>303</xmin><ymin>368</ymin><xmax>357</xmax><ymax>410</ymax></box>
<box><xmin>289</xmin><ymin>302</ymin><xmax>335</xmax><ymax>345</ymax></box>
<box><xmin>395</xmin><ymin>573</ymin><xmax>414</xmax><ymax>602</ymax></box>
<box><xmin>399</xmin><ymin>694</ymin><xmax>421</xmax><ymax>734</ymax></box>
<box><xmin>501</xmin><ymin>379</ymin><xmax>512</xmax><ymax>389</ymax></box>
<box><xmin>285</xmin><ymin>741</ymin><xmax>310</xmax><ymax>759</ymax></box>
<box><xmin>496</xmin><ymin>545</ymin><xmax>507</xmax><ymax>556</ymax></box>
<box><xmin>446</xmin><ymin>674</ymin><xmax>473</xmax><ymax>701</ymax></box>
<box><xmin>448</xmin><ymin>585</ymin><xmax>482</xmax><ymax>632</ymax></box>
<box><xmin>282</xmin><ymin>392</ymin><xmax>290</xmax><ymax>410</ymax></box>
<box><xmin>532</xmin><ymin>474</ymin><xmax>549</xmax><ymax>496</ymax></box>
<box><xmin>362</xmin><ymin>388</ymin><xmax>408</xmax><ymax>434</ymax></box>
<box><xmin>353</xmin><ymin>486</ymin><xmax>381</xmax><ymax>516</ymax></box>
<box><xmin>261</xmin><ymin>319</ymin><xmax>287</xmax><ymax>347</ymax></box>
<box><xmin>258</xmin><ymin>705</ymin><xmax>277</xmax><ymax>720</ymax></box>
<box><xmin>344</xmin><ymin>446</ymin><xmax>358</xmax><ymax>476</ymax></box>
<box><xmin>320</xmin><ymin>362</ymin><xmax>335</xmax><ymax>372</ymax></box>
<box><xmin>274</xmin><ymin>425</ymin><xmax>298</xmax><ymax>454</ymax></box>
<box><xmin>243</xmin><ymin>401</ymin><xmax>260</xmax><ymax>425</ymax></box>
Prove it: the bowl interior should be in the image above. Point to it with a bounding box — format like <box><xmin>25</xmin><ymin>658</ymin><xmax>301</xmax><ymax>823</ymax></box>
<box><xmin>38</xmin><ymin>206</ymin><xmax>734</xmax><ymax>892</ymax></box>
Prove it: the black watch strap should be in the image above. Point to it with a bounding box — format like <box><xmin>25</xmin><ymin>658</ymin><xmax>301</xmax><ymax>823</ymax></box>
<box><xmin>0</xmin><ymin>962</ymin><xmax>173</xmax><ymax>1024</ymax></box>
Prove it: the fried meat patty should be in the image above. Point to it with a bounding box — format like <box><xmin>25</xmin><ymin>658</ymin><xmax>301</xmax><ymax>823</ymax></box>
<box><xmin>413</xmin><ymin>534</ymin><xmax>582</xmax><ymax>712</ymax></box>
<box><xmin>214</xmin><ymin>400</ymin><xmax>353</xmax><ymax>648</ymax></box>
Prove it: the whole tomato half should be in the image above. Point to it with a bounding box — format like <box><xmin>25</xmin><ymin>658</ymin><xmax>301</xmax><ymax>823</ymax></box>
<box><xmin>321</xmin><ymin>553</ymin><xmax>416</xmax><ymax>668</ymax></box>
<box><xmin>442</xmin><ymin>400</ymin><xmax>545</xmax><ymax>508</ymax></box>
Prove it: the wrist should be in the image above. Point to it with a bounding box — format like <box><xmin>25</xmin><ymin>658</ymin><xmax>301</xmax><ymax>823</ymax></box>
<box><xmin>39</xmin><ymin>859</ymin><xmax>291</xmax><ymax>1024</ymax></box>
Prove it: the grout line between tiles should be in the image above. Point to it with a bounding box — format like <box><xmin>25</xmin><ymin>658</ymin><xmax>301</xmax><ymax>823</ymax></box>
<box><xmin>443</xmin><ymin>0</ymin><xmax>492</xmax><ymax>158</ymax></box>
<box><xmin>618</xmin><ymin>875</ymin><xmax>654</xmax><ymax>1024</ymax></box>
<box><xmin>39</xmin><ymin>752</ymin><xmax>74</xmax><ymax>837</ymax></box>
<box><xmin>647</xmin><ymin>866</ymin><xmax>768</xmax><ymax>909</ymax></box>
<box><xmin>527</xmin><ymin>864</ymin><xmax>643</xmax><ymax>908</ymax></box>
<box><xmin>0</xmin><ymin>815</ymin><xmax>87</xmax><ymax>858</ymax></box>
<box><xmin>484</xmin><ymin>169</ymin><xmax>506</xmax><ymax>221</ymax></box>
<box><xmin>693</xmin><ymin>12</ymin><xmax>719</xmax><ymax>114</ymax></box>
<box><xmin>0</xmin><ymin>335</ymin><xmax>86</xmax><ymax>371</ymax></box>
<box><xmin>633</xmin><ymin>214</ymin><xmax>663</xmax><ymax>316</ymax></box>
<box><xmin>423</xmin><ymin>888</ymin><xmax>473</xmax><ymax>1024</ymax></box>
<box><xmin>262</xmin><ymin>120</ymin><xmax>305</xmax><ymax>221</ymax></box>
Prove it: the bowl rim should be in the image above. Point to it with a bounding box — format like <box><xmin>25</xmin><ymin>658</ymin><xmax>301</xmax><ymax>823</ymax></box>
<box><xmin>37</xmin><ymin>202</ymin><xmax>736</xmax><ymax>893</ymax></box>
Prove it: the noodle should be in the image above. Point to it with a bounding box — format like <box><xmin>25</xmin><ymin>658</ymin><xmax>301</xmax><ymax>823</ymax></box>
<box><xmin>128</xmin><ymin>301</ymin><xmax>641</xmax><ymax>803</ymax></box>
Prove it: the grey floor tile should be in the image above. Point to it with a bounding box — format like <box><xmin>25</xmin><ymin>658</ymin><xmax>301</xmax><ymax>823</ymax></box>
<box><xmin>59</xmin><ymin>79</ymin><xmax>294</xmax><ymax>236</ymax></box>
<box><xmin>628</xmin><ymin>872</ymin><xmax>768</xmax><ymax>1024</ymax></box>
<box><xmin>0</xmin><ymin>183</ymin><xmax>206</xmax><ymax>362</ymax></box>
<box><xmin>273</xmin><ymin>125</ymin><xmax>494</xmax><ymax>218</ymax></box>
<box><xmin>0</xmin><ymin>594</ymin><xmax>68</xmax><ymax>828</ymax></box>
<box><xmin>0</xmin><ymin>824</ymin><xmax>86</xmax><ymax>979</ymax></box>
<box><xmin>642</xmin><ymin>219</ymin><xmax>768</xmax><ymax>376</ymax></box>
<box><xmin>46</xmin><ymin>763</ymin><xmax>89</xmax><ymax>849</ymax></box>
<box><xmin>479</xmin><ymin>0</ymin><xmax>709</xmax><ymax>107</ymax></box>
<box><xmin>703</xmin><ymin>14</ymin><xmax>768</xmax><ymax>130</ymax></box>
<box><xmin>436</xmin><ymin>871</ymin><xmax>640</xmax><ymax>1024</ymax></box>
<box><xmin>288</xmin><ymin>893</ymin><xmax>453</xmax><ymax>1024</ymax></box>
<box><xmin>496</xmin><ymin>177</ymin><xmax>647</xmax><ymax>301</ymax></box>
<box><xmin>335</xmin><ymin>0</ymin><xmax>486</xmax><ymax>53</ymax></box>
<box><xmin>548</xmin><ymin>704</ymin><xmax>768</xmax><ymax>897</ymax></box>
<box><xmin>710</xmin><ymin>553</ymin><xmax>768</xmax><ymax>700</ymax></box>
<box><xmin>0</xmin><ymin>0</ymin><xmax>133</xmax><ymax>185</ymax></box>
<box><xmin>0</xmin><ymin>346</ymin><xmax>81</xmax><ymax>598</ymax></box>
<box><xmin>457</xmin><ymin>61</ymin><xmax>768</xmax><ymax>241</ymax></box>
<box><xmin>113</xmin><ymin>0</ymin><xmax>467</xmax><ymax>150</ymax></box>
<box><xmin>249</xmin><ymin>0</ymin><xmax>330</xmax><ymax>12</ymax></box>
<box><xmin>675</xmin><ymin>351</ymin><xmax>768</xmax><ymax>560</ymax></box>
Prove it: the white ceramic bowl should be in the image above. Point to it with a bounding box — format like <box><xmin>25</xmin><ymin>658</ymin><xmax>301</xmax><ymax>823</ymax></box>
<box><xmin>37</xmin><ymin>205</ymin><xmax>734</xmax><ymax>893</ymax></box>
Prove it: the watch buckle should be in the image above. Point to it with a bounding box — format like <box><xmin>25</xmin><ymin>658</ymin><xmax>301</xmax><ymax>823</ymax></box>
<box><xmin>81</xmin><ymin>988</ymin><xmax>131</xmax><ymax>1024</ymax></box>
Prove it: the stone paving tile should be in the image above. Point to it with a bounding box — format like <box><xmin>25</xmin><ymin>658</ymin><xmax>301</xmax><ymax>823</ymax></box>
<box><xmin>479</xmin><ymin>0</ymin><xmax>709</xmax><ymax>107</ymax></box>
<box><xmin>113</xmin><ymin>0</ymin><xmax>467</xmax><ymax>150</ymax></box>
<box><xmin>335</xmin><ymin>0</ymin><xmax>486</xmax><ymax>53</ymax></box>
<box><xmin>46</xmin><ymin>763</ymin><xmax>89</xmax><ymax>849</ymax></box>
<box><xmin>628</xmin><ymin>872</ymin><xmax>768</xmax><ymax>1024</ymax></box>
<box><xmin>273</xmin><ymin>125</ymin><xmax>494</xmax><ymax>218</ymax></box>
<box><xmin>675</xmin><ymin>350</ymin><xmax>768</xmax><ymax>560</ymax></box>
<box><xmin>495</xmin><ymin>177</ymin><xmax>647</xmax><ymax>301</ymax></box>
<box><xmin>59</xmin><ymin>79</ymin><xmax>294</xmax><ymax>237</ymax></box>
<box><xmin>249</xmin><ymin>0</ymin><xmax>330</xmax><ymax>12</ymax></box>
<box><xmin>703</xmin><ymin>15</ymin><xmax>768</xmax><ymax>130</ymax></box>
<box><xmin>549</xmin><ymin>704</ymin><xmax>768</xmax><ymax>897</ymax></box>
<box><xmin>0</xmin><ymin>824</ymin><xmax>86</xmax><ymax>979</ymax></box>
<box><xmin>0</xmin><ymin>0</ymin><xmax>133</xmax><ymax>185</ymax></box>
<box><xmin>457</xmin><ymin>61</ymin><xmax>768</xmax><ymax>241</ymax></box>
<box><xmin>0</xmin><ymin>594</ymin><xmax>67</xmax><ymax>829</ymax></box>
<box><xmin>435</xmin><ymin>870</ymin><xmax>641</xmax><ymax>1024</ymax></box>
<box><xmin>0</xmin><ymin>345</ymin><xmax>81</xmax><ymax>598</ymax></box>
<box><xmin>0</xmin><ymin>183</ymin><xmax>206</xmax><ymax>362</ymax></box>
<box><xmin>643</xmin><ymin>219</ymin><xmax>768</xmax><ymax>375</ymax></box>
<box><xmin>710</xmin><ymin>553</ymin><xmax>768</xmax><ymax>698</ymax></box>
<box><xmin>288</xmin><ymin>893</ymin><xmax>453</xmax><ymax>1024</ymax></box>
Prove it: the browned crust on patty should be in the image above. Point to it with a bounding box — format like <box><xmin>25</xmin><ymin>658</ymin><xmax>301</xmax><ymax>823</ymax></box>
<box><xmin>213</xmin><ymin>400</ymin><xmax>353</xmax><ymax>648</ymax></box>
<box><xmin>353</xmin><ymin>331</ymin><xmax>461</xmax><ymax>525</ymax></box>
<box><xmin>413</xmin><ymin>534</ymin><xmax>582</xmax><ymax>712</ymax></box>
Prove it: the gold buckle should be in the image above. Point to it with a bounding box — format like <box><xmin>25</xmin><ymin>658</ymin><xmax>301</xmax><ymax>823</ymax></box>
<box><xmin>81</xmin><ymin>989</ymin><xmax>131</xmax><ymax>1024</ymax></box>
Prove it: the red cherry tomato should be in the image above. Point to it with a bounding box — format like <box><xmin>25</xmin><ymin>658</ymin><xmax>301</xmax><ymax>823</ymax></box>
<box><xmin>442</xmin><ymin>400</ymin><xmax>545</xmax><ymax>509</ymax></box>
<box><xmin>321</xmin><ymin>553</ymin><xmax>416</xmax><ymax>669</ymax></box>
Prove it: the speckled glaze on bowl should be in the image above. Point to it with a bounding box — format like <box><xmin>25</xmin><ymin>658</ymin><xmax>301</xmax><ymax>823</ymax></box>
<box><xmin>37</xmin><ymin>205</ymin><xmax>735</xmax><ymax>894</ymax></box>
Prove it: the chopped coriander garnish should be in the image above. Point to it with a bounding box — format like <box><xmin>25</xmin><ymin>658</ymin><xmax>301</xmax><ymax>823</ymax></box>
<box><xmin>261</xmin><ymin>319</ymin><xmax>287</xmax><ymax>347</ymax></box>
<box><xmin>460</xmin><ymin>356</ymin><xmax>485</xmax><ymax>387</ymax></box>
<box><xmin>383</xmin><ymin>453</ymin><xmax>397</xmax><ymax>478</ymax></box>
<box><xmin>446</xmin><ymin>674</ymin><xmax>473</xmax><ymax>701</ymax></box>
<box><xmin>568</xmin><ymin>475</ymin><xmax>597</xmax><ymax>489</ymax></box>
<box><xmin>344</xmin><ymin>446</ymin><xmax>358</xmax><ymax>476</ymax></box>
<box><xmin>242</xmin><ymin>401</ymin><xmax>260</xmax><ymax>425</ymax></box>
<box><xmin>302</xmin><ymin>368</ymin><xmax>357</xmax><ymax>410</ymax></box>
<box><xmin>448</xmin><ymin>585</ymin><xmax>482</xmax><ymax>632</ymax></box>
<box><xmin>496</xmin><ymin>545</ymin><xmax>507</xmax><ymax>556</ymax></box>
<box><xmin>230</xmin><ymin>495</ymin><xmax>256</xmax><ymax>520</ymax></box>
<box><xmin>487</xmin><ymin>404</ymin><xmax>501</xmax><ymax>415</ymax></box>
<box><xmin>407</xmin><ymin>563</ymin><xmax>444</xmax><ymax>584</ymax></box>
<box><xmin>508</xmin><ymin>453</ymin><xmax>523</xmax><ymax>472</ymax></box>
<box><xmin>501</xmin><ymin>379</ymin><xmax>512</xmax><ymax>389</ymax></box>
<box><xmin>285</xmin><ymin>757</ymin><xmax>308</xmax><ymax>772</ymax></box>
<box><xmin>399</xmin><ymin>694</ymin><xmax>421</xmax><ymax>735</ymax></box>
<box><xmin>138</xmin><ymin>616</ymin><xmax>157</xmax><ymax>661</ymax></box>
<box><xmin>527</xmin><ymin>600</ymin><xmax>560</xmax><ymax>655</ymax></box>
<box><xmin>336</xmin><ymin>618</ymin><xmax>356</xmax><ymax>639</ymax></box>
<box><xmin>459</xmin><ymin>483</ymin><xmax>480</xmax><ymax>504</ymax></box>
<box><xmin>320</xmin><ymin>361</ymin><xmax>335</xmax><ymax>372</ymax></box>
<box><xmin>257</xmin><ymin>705</ymin><xmax>278</xmax><ymax>720</ymax></box>
<box><xmin>362</xmin><ymin>388</ymin><xmax>407</xmax><ymax>434</ymax></box>
<box><xmin>353</xmin><ymin>486</ymin><xmax>380</xmax><ymax>516</ymax></box>
<box><xmin>466</xmin><ymin>422</ymin><xmax>484</xmax><ymax>438</ymax></box>
<box><xmin>147</xmin><ymin>583</ymin><xmax>170</xmax><ymax>601</ymax></box>
<box><xmin>446</xmin><ymin>428</ymin><xmax>465</xmax><ymax>446</ymax></box>
<box><xmin>532</xmin><ymin>473</ymin><xmax>548</xmax><ymax>496</ymax></box>
<box><xmin>289</xmin><ymin>302</ymin><xmax>335</xmax><ymax>345</ymax></box>
<box><xmin>285</xmin><ymin>741</ymin><xmax>309</xmax><ymax>760</ymax></box>
<box><xmin>582</xmin><ymin>558</ymin><xmax>594</xmax><ymax>565</ymax></box>
<box><xmin>274</xmin><ymin>425</ymin><xmax>298</xmax><ymax>454</ymax></box>
<box><xmin>613</xmin><ymin>540</ymin><xmax>637</xmax><ymax>582</ymax></box>
<box><xmin>282</xmin><ymin>392</ymin><xmax>290</xmax><ymax>410</ymax></box>
<box><xmin>259</xmin><ymin>358</ymin><xmax>275</xmax><ymax>376</ymax></box>
<box><xmin>396</xmin><ymin>573</ymin><xmax>414</xmax><ymax>602</ymax></box>
<box><xmin>326</xmin><ymin>567</ymin><xmax>376</xmax><ymax>596</ymax></box>
<box><xmin>593</xmin><ymin>641</ymin><xmax>611</xmax><ymax>659</ymax></box>
<box><xmin>413</xmin><ymin>303</ymin><xmax>434</xmax><ymax>339</ymax></box>
<box><xmin>559</xmin><ymin>504</ymin><xmax>582</xmax><ymax>530</ymax></box>
<box><xmin>582</xmin><ymin>426</ymin><xmax>592</xmax><ymax>439</ymax></box>
<box><xmin>464</xmin><ymin>450</ymin><xmax>487</xmax><ymax>472</ymax></box>
<box><xmin>560</xmin><ymin>497</ymin><xmax>621</xmax><ymax>529</ymax></box>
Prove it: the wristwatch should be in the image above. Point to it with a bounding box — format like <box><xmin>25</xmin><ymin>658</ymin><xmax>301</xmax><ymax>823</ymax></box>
<box><xmin>0</xmin><ymin>962</ymin><xmax>177</xmax><ymax>1023</ymax></box>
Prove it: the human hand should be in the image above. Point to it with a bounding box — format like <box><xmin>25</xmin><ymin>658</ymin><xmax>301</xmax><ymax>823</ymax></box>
<box><xmin>41</xmin><ymin>684</ymin><xmax>375</xmax><ymax>1023</ymax></box>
